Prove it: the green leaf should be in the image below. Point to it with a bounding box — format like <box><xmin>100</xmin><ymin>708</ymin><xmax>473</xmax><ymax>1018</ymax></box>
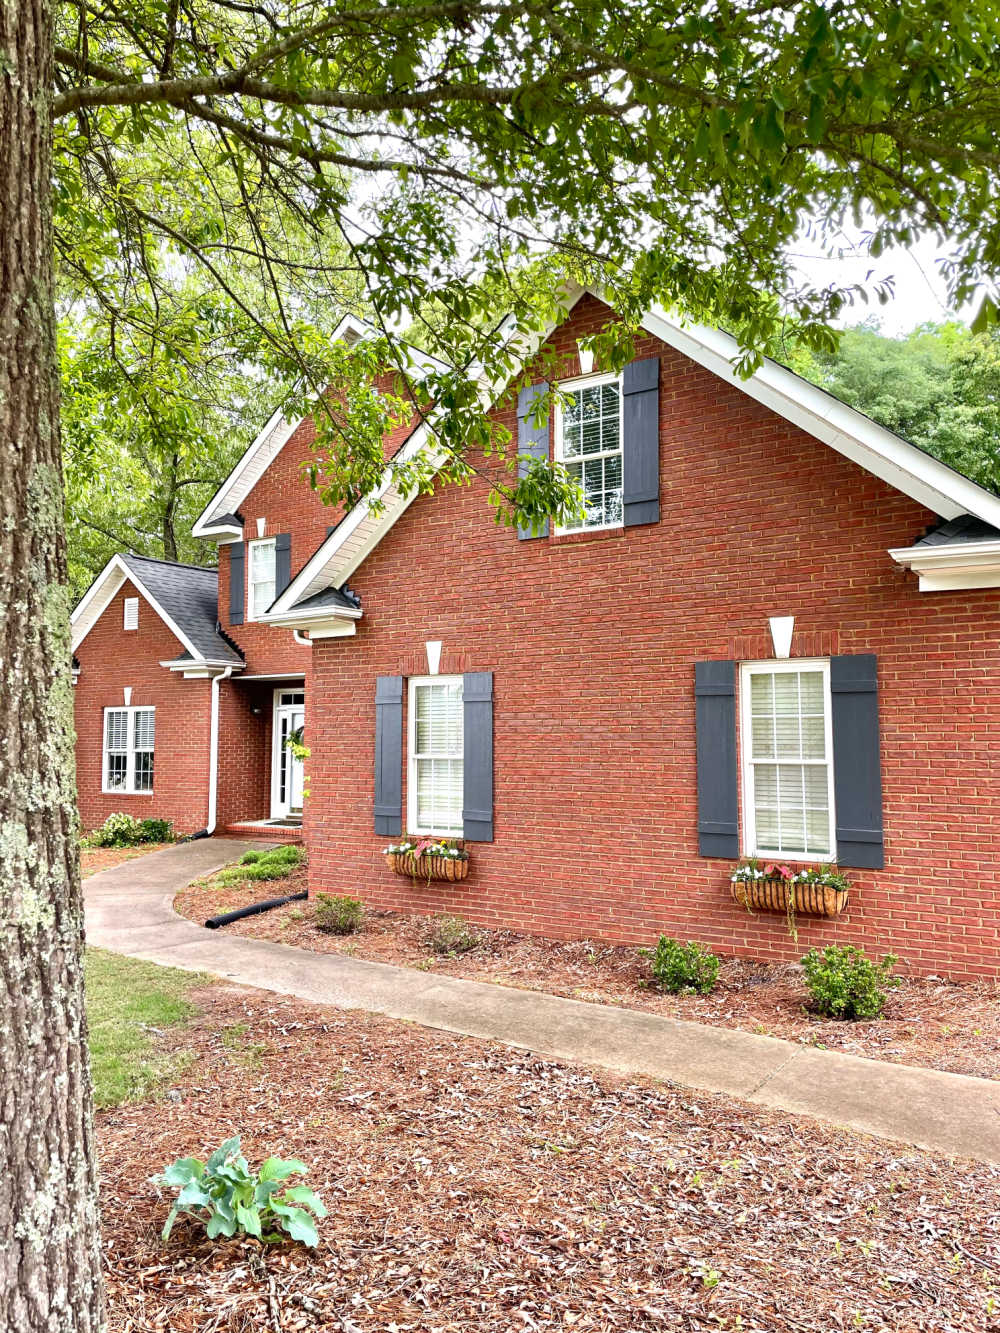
<box><xmin>161</xmin><ymin>1157</ymin><xmax>205</xmax><ymax>1186</ymax></box>
<box><xmin>281</xmin><ymin>1185</ymin><xmax>328</xmax><ymax>1218</ymax></box>
<box><xmin>236</xmin><ymin>1204</ymin><xmax>263</xmax><ymax>1238</ymax></box>
<box><xmin>259</xmin><ymin>1157</ymin><xmax>307</xmax><ymax>1182</ymax></box>
<box><xmin>206</xmin><ymin>1211</ymin><xmax>237</xmax><ymax>1239</ymax></box>
<box><xmin>270</xmin><ymin>1202</ymin><xmax>320</xmax><ymax>1248</ymax></box>
<box><xmin>206</xmin><ymin>1137</ymin><xmax>242</xmax><ymax>1171</ymax></box>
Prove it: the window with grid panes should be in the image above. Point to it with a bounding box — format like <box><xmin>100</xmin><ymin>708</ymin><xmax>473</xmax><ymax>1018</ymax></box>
<box><xmin>249</xmin><ymin>537</ymin><xmax>276</xmax><ymax>619</ymax></box>
<box><xmin>740</xmin><ymin>662</ymin><xmax>834</xmax><ymax>860</ymax></box>
<box><xmin>408</xmin><ymin>677</ymin><xmax>463</xmax><ymax>835</ymax></box>
<box><xmin>103</xmin><ymin>706</ymin><xmax>155</xmax><ymax>794</ymax></box>
<box><xmin>556</xmin><ymin>376</ymin><xmax>623</xmax><ymax>531</ymax></box>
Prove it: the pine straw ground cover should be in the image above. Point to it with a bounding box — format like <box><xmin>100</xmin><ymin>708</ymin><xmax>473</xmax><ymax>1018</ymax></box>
<box><xmin>174</xmin><ymin>868</ymin><xmax>1000</xmax><ymax>1082</ymax></box>
<box><xmin>82</xmin><ymin>843</ymin><xmax>173</xmax><ymax>877</ymax></box>
<box><xmin>99</xmin><ymin>981</ymin><xmax>1000</xmax><ymax>1333</ymax></box>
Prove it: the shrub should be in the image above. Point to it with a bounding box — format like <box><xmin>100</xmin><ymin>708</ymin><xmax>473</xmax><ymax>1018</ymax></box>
<box><xmin>85</xmin><ymin>812</ymin><xmax>174</xmax><ymax>848</ymax></box>
<box><xmin>315</xmin><ymin>893</ymin><xmax>364</xmax><ymax>935</ymax></box>
<box><xmin>642</xmin><ymin>937</ymin><xmax>720</xmax><ymax>994</ymax></box>
<box><xmin>428</xmin><ymin>913</ymin><xmax>478</xmax><ymax>956</ymax></box>
<box><xmin>801</xmin><ymin>945</ymin><xmax>901</xmax><ymax>1020</ymax></box>
<box><xmin>218</xmin><ymin>845</ymin><xmax>303</xmax><ymax>884</ymax></box>
<box><xmin>155</xmin><ymin>1136</ymin><xmax>327</xmax><ymax>1247</ymax></box>
<box><xmin>138</xmin><ymin>817</ymin><xmax>173</xmax><ymax>844</ymax></box>
<box><xmin>240</xmin><ymin>850</ymin><xmax>264</xmax><ymax>865</ymax></box>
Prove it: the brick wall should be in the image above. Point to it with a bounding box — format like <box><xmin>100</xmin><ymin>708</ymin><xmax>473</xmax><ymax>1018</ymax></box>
<box><xmin>73</xmin><ymin>581</ymin><xmax>212</xmax><ymax>835</ymax></box>
<box><xmin>303</xmin><ymin>293</ymin><xmax>1000</xmax><ymax>980</ymax></box>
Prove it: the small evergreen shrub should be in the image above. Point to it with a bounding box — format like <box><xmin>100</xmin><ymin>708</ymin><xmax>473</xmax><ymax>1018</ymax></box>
<box><xmin>138</xmin><ymin>817</ymin><xmax>173</xmax><ymax>843</ymax></box>
<box><xmin>85</xmin><ymin>813</ymin><xmax>174</xmax><ymax>847</ymax></box>
<box><xmin>155</xmin><ymin>1136</ymin><xmax>326</xmax><ymax>1247</ymax></box>
<box><xmin>315</xmin><ymin>893</ymin><xmax>364</xmax><ymax>935</ymax></box>
<box><xmin>428</xmin><ymin>913</ymin><xmax>478</xmax><ymax>956</ymax></box>
<box><xmin>642</xmin><ymin>937</ymin><xmax>720</xmax><ymax>994</ymax></box>
<box><xmin>801</xmin><ymin>945</ymin><xmax>901</xmax><ymax>1020</ymax></box>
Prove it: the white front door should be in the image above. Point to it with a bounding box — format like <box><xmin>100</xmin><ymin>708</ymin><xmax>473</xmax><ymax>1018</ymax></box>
<box><xmin>271</xmin><ymin>688</ymin><xmax>305</xmax><ymax>820</ymax></box>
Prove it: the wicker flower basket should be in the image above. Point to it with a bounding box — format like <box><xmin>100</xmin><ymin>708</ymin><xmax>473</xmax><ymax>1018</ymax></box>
<box><xmin>385</xmin><ymin>852</ymin><xmax>470</xmax><ymax>882</ymax></box>
<box><xmin>730</xmin><ymin>877</ymin><xmax>848</xmax><ymax>918</ymax></box>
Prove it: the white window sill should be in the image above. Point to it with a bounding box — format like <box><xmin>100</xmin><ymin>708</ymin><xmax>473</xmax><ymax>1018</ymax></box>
<box><xmin>101</xmin><ymin>789</ymin><xmax>155</xmax><ymax>797</ymax></box>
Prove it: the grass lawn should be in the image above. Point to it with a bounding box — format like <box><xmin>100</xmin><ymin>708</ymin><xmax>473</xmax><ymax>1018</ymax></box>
<box><xmin>85</xmin><ymin>949</ymin><xmax>208</xmax><ymax>1109</ymax></box>
<box><xmin>95</xmin><ymin>977</ymin><xmax>1000</xmax><ymax>1332</ymax></box>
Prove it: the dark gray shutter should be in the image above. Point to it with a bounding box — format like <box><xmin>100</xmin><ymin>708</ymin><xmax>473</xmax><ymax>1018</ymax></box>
<box><xmin>830</xmin><ymin>655</ymin><xmax>884</xmax><ymax>869</ymax></box>
<box><xmin>517</xmin><ymin>382</ymin><xmax>550</xmax><ymax>539</ymax></box>
<box><xmin>229</xmin><ymin>542</ymin><xmax>245</xmax><ymax>625</ymax></box>
<box><xmin>622</xmin><ymin>356</ymin><xmax>660</xmax><ymax>527</ymax></box>
<box><xmin>374</xmin><ymin>676</ymin><xmax>404</xmax><ymax>836</ymax></box>
<box><xmin>462</xmin><ymin>671</ymin><xmax>494</xmax><ymax>841</ymax></box>
<box><xmin>695</xmin><ymin>661</ymin><xmax>739</xmax><ymax>857</ymax></box>
<box><xmin>275</xmin><ymin>532</ymin><xmax>292</xmax><ymax>597</ymax></box>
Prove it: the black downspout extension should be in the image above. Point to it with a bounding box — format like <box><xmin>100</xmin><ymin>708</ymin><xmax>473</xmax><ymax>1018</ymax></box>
<box><xmin>205</xmin><ymin>890</ymin><xmax>308</xmax><ymax>930</ymax></box>
<box><xmin>180</xmin><ymin>828</ymin><xmax>210</xmax><ymax>843</ymax></box>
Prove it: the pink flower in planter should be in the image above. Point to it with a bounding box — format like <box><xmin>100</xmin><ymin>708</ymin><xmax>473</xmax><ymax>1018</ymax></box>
<box><xmin>764</xmin><ymin>863</ymin><xmax>794</xmax><ymax>879</ymax></box>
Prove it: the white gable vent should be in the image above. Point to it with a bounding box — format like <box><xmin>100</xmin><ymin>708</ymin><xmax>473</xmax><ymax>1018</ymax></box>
<box><xmin>123</xmin><ymin>597</ymin><xmax>139</xmax><ymax>631</ymax></box>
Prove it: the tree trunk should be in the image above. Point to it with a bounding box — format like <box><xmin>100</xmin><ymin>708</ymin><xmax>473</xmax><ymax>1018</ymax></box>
<box><xmin>0</xmin><ymin>1</ymin><xmax>104</xmax><ymax>1329</ymax></box>
<box><xmin>162</xmin><ymin>456</ymin><xmax>179</xmax><ymax>561</ymax></box>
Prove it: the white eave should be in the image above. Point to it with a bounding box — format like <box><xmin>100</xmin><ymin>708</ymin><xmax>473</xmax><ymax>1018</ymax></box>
<box><xmin>888</xmin><ymin>539</ymin><xmax>1000</xmax><ymax>591</ymax></box>
<box><xmin>159</xmin><ymin>656</ymin><xmax>246</xmax><ymax>677</ymax></box>
<box><xmin>259</xmin><ymin>598</ymin><xmax>363</xmax><ymax>639</ymax></box>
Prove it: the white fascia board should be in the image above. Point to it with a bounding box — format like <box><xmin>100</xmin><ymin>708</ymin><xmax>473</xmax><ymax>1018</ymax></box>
<box><xmin>260</xmin><ymin>601</ymin><xmax>363</xmax><ymax>627</ymax></box>
<box><xmin>638</xmin><ymin>303</ymin><xmax>1000</xmax><ymax>527</ymax></box>
<box><xmin>159</xmin><ymin>657</ymin><xmax>245</xmax><ymax>674</ymax></box>
<box><xmin>192</xmin><ymin>406</ymin><xmax>299</xmax><ymax>539</ymax></box>
<box><xmin>71</xmin><ymin>554</ymin><xmax>204</xmax><ymax>661</ymax></box>
<box><xmin>888</xmin><ymin>539</ymin><xmax>1000</xmax><ymax>591</ymax></box>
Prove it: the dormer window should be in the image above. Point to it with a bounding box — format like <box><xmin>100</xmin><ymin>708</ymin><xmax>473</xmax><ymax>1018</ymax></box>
<box><xmin>555</xmin><ymin>374</ymin><xmax>624</xmax><ymax>532</ymax></box>
<box><xmin>249</xmin><ymin>537</ymin><xmax>277</xmax><ymax>619</ymax></box>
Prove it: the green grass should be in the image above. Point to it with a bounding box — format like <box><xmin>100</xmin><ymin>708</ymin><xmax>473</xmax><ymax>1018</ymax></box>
<box><xmin>85</xmin><ymin>949</ymin><xmax>209</xmax><ymax>1109</ymax></box>
<box><xmin>216</xmin><ymin>843</ymin><xmax>303</xmax><ymax>885</ymax></box>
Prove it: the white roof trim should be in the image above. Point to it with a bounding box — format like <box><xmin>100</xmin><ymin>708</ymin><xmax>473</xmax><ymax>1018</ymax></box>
<box><xmin>71</xmin><ymin>555</ymin><xmax>204</xmax><ymax>660</ymax></box>
<box><xmin>889</xmin><ymin>538</ymin><xmax>1000</xmax><ymax>591</ymax></box>
<box><xmin>269</xmin><ymin>288</ymin><xmax>1000</xmax><ymax>613</ymax></box>
<box><xmin>192</xmin><ymin>315</ymin><xmax>452</xmax><ymax>540</ymax></box>
<box><xmin>638</xmin><ymin>303</ymin><xmax>1000</xmax><ymax>527</ymax></box>
<box><xmin>159</xmin><ymin>656</ymin><xmax>246</xmax><ymax>673</ymax></box>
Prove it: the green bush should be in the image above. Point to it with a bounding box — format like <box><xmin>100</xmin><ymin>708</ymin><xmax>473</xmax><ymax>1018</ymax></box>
<box><xmin>85</xmin><ymin>813</ymin><xmax>174</xmax><ymax>848</ymax></box>
<box><xmin>138</xmin><ymin>817</ymin><xmax>173</xmax><ymax>844</ymax></box>
<box><xmin>801</xmin><ymin>945</ymin><xmax>901</xmax><ymax>1020</ymax></box>
<box><xmin>315</xmin><ymin>893</ymin><xmax>364</xmax><ymax>935</ymax></box>
<box><xmin>219</xmin><ymin>845</ymin><xmax>303</xmax><ymax>884</ymax></box>
<box><xmin>641</xmin><ymin>937</ymin><xmax>720</xmax><ymax>994</ymax></box>
<box><xmin>428</xmin><ymin>913</ymin><xmax>479</xmax><ymax>956</ymax></box>
<box><xmin>155</xmin><ymin>1136</ymin><xmax>327</xmax><ymax>1247</ymax></box>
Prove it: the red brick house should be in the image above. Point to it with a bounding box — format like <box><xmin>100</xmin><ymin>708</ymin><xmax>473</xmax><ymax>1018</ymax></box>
<box><xmin>72</xmin><ymin>292</ymin><xmax>1000</xmax><ymax>976</ymax></box>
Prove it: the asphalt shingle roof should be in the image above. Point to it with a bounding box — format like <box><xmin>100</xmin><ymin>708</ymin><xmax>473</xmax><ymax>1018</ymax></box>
<box><xmin>121</xmin><ymin>554</ymin><xmax>243</xmax><ymax>665</ymax></box>
<box><xmin>914</xmin><ymin>514</ymin><xmax>1000</xmax><ymax>547</ymax></box>
<box><xmin>287</xmin><ymin>584</ymin><xmax>361</xmax><ymax>613</ymax></box>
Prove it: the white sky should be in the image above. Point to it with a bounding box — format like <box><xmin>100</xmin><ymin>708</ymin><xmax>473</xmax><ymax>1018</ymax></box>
<box><xmin>789</xmin><ymin>226</ymin><xmax>975</xmax><ymax>336</ymax></box>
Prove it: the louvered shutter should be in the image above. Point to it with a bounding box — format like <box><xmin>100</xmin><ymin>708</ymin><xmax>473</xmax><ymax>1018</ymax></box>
<box><xmin>831</xmin><ymin>655</ymin><xmax>885</xmax><ymax>869</ymax></box>
<box><xmin>374</xmin><ymin>676</ymin><xmax>404</xmax><ymax>836</ymax></box>
<box><xmin>517</xmin><ymin>383</ymin><xmax>550</xmax><ymax>539</ymax></box>
<box><xmin>229</xmin><ymin>542</ymin><xmax>245</xmax><ymax>625</ymax></box>
<box><xmin>695</xmin><ymin>661</ymin><xmax>739</xmax><ymax>857</ymax></box>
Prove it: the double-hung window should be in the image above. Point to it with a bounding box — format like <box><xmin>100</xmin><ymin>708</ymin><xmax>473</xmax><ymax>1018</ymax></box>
<box><xmin>103</xmin><ymin>706</ymin><xmax>155</xmax><ymax>794</ymax></box>
<box><xmin>407</xmin><ymin>676</ymin><xmax>464</xmax><ymax>835</ymax></box>
<box><xmin>740</xmin><ymin>661</ymin><xmax>835</xmax><ymax>860</ymax></box>
<box><xmin>249</xmin><ymin>538</ymin><xmax>276</xmax><ymax>619</ymax></box>
<box><xmin>555</xmin><ymin>374</ymin><xmax>624</xmax><ymax>531</ymax></box>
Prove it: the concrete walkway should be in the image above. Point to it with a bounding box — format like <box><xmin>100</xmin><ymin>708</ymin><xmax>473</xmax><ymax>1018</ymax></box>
<box><xmin>85</xmin><ymin>838</ymin><xmax>1000</xmax><ymax>1164</ymax></box>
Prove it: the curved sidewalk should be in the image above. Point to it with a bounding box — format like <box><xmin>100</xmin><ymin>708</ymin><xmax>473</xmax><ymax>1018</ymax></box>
<box><xmin>85</xmin><ymin>838</ymin><xmax>1000</xmax><ymax>1164</ymax></box>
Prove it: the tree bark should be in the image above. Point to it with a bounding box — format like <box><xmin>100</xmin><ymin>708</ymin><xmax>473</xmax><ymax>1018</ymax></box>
<box><xmin>0</xmin><ymin>1</ymin><xmax>104</xmax><ymax>1329</ymax></box>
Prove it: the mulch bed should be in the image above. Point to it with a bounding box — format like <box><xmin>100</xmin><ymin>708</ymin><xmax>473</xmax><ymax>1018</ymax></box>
<box><xmin>99</xmin><ymin>982</ymin><xmax>1000</xmax><ymax>1332</ymax></box>
<box><xmin>82</xmin><ymin>843</ymin><xmax>173</xmax><ymax>878</ymax></box>
<box><xmin>174</xmin><ymin>869</ymin><xmax>1000</xmax><ymax>1082</ymax></box>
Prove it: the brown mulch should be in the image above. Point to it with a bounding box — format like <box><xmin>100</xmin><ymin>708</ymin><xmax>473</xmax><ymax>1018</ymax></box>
<box><xmin>100</xmin><ymin>981</ymin><xmax>1000</xmax><ymax>1332</ymax></box>
<box><xmin>82</xmin><ymin>843</ymin><xmax>172</xmax><ymax>878</ymax></box>
<box><xmin>174</xmin><ymin>868</ymin><xmax>1000</xmax><ymax>1083</ymax></box>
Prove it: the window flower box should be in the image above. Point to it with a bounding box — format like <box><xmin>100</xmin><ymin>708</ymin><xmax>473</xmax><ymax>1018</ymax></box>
<box><xmin>383</xmin><ymin>839</ymin><xmax>469</xmax><ymax>882</ymax></box>
<box><xmin>730</xmin><ymin>860</ymin><xmax>851</xmax><ymax>940</ymax></box>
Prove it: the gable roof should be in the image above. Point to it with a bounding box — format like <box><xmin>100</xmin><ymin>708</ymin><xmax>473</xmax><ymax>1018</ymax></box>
<box><xmin>71</xmin><ymin>553</ymin><xmax>243</xmax><ymax>667</ymax></box>
<box><xmin>267</xmin><ymin>288</ymin><xmax>1000</xmax><ymax>620</ymax></box>
<box><xmin>191</xmin><ymin>314</ymin><xmax>450</xmax><ymax>540</ymax></box>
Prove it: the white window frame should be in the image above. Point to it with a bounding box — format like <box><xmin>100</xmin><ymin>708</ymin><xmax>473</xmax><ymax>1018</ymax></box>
<box><xmin>739</xmin><ymin>658</ymin><xmax>837</xmax><ymax>863</ymax></box>
<box><xmin>123</xmin><ymin>597</ymin><xmax>139</xmax><ymax>631</ymax></box>
<box><xmin>248</xmin><ymin>536</ymin><xmax>277</xmax><ymax>620</ymax></box>
<box><xmin>406</xmin><ymin>674</ymin><xmax>464</xmax><ymax>837</ymax></box>
<box><xmin>101</xmin><ymin>705</ymin><xmax>156</xmax><ymax>795</ymax></box>
<box><xmin>554</xmin><ymin>371</ymin><xmax>625</xmax><ymax>534</ymax></box>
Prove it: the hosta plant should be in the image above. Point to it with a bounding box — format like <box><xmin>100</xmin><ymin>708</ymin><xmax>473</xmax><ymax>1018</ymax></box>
<box><xmin>155</xmin><ymin>1137</ymin><xmax>327</xmax><ymax>1247</ymax></box>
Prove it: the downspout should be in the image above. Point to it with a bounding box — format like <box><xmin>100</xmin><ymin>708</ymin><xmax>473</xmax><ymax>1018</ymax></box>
<box><xmin>293</xmin><ymin>629</ymin><xmax>312</xmax><ymax>647</ymax></box>
<box><xmin>205</xmin><ymin>664</ymin><xmax>234</xmax><ymax>836</ymax></box>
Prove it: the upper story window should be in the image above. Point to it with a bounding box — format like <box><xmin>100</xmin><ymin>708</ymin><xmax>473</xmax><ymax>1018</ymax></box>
<box><xmin>407</xmin><ymin>676</ymin><xmax>464</xmax><ymax>835</ymax></box>
<box><xmin>249</xmin><ymin>538</ymin><xmax>276</xmax><ymax>619</ymax></box>
<box><xmin>123</xmin><ymin>597</ymin><xmax>139</xmax><ymax>631</ymax></box>
<box><xmin>555</xmin><ymin>374</ymin><xmax>623</xmax><ymax>532</ymax></box>
<box><xmin>739</xmin><ymin>660</ymin><xmax>835</xmax><ymax>862</ymax></box>
<box><xmin>103</xmin><ymin>706</ymin><xmax>155</xmax><ymax>794</ymax></box>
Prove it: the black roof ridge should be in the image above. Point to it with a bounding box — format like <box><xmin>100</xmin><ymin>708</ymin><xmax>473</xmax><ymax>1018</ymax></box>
<box><xmin>124</xmin><ymin>552</ymin><xmax>218</xmax><ymax>575</ymax></box>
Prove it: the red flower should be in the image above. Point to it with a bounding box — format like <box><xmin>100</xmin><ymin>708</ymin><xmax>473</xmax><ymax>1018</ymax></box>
<box><xmin>764</xmin><ymin>862</ymin><xmax>793</xmax><ymax>879</ymax></box>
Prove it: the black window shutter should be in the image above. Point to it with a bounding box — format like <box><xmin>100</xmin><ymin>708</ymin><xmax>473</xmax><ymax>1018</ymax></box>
<box><xmin>462</xmin><ymin>671</ymin><xmax>494</xmax><ymax>841</ymax></box>
<box><xmin>275</xmin><ymin>532</ymin><xmax>292</xmax><ymax>597</ymax></box>
<box><xmin>622</xmin><ymin>356</ymin><xmax>660</xmax><ymax>527</ymax></box>
<box><xmin>830</xmin><ymin>655</ymin><xmax>885</xmax><ymax>869</ymax></box>
<box><xmin>229</xmin><ymin>542</ymin><xmax>245</xmax><ymax>625</ymax></box>
<box><xmin>517</xmin><ymin>383</ymin><xmax>550</xmax><ymax>540</ymax></box>
<box><xmin>374</xmin><ymin>676</ymin><xmax>404</xmax><ymax>836</ymax></box>
<box><xmin>695</xmin><ymin>661</ymin><xmax>739</xmax><ymax>857</ymax></box>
